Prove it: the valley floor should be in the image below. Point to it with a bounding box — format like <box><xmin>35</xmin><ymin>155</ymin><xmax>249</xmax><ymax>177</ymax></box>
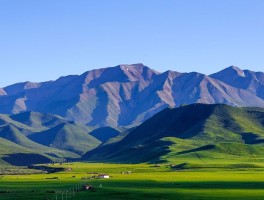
<box><xmin>1</xmin><ymin>162</ymin><xmax>264</xmax><ymax>200</ymax></box>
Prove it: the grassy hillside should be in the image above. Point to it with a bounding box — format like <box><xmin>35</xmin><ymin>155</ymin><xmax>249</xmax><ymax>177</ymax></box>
<box><xmin>0</xmin><ymin>112</ymin><xmax>100</xmax><ymax>166</ymax></box>
<box><xmin>29</xmin><ymin>123</ymin><xmax>101</xmax><ymax>155</ymax></box>
<box><xmin>9</xmin><ymin>111</ymin><xmax>67</xmax><ymax>130</ymax></box>
<box><xmin>0</xmin><ymin>129</ymin><xmax>79</xmax><ymax>166</ymax></box>
<box><xmin>82</xmin><ymin>104</ymin><xmax>264</xmax><ymax>163</ymax></box>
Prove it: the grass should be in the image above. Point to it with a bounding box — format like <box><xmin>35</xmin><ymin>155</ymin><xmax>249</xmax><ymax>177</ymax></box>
<box><xmin>1</xmin><ymin>162</ymin><xmax>264</xmax><ymax>199</ymax></box>
<box><xmin>83</xmin><ymin>104</ymin><xmax>264</xmax><ymax>163</ymax></box>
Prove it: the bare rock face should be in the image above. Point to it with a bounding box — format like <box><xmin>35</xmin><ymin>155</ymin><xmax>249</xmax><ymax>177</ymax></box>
<box><xmin>0</xmin><ymin>64</ymin><xmax>264</xmax><ymax>127</ymax></box>
<box><xmin>0</xmin><ymin>89</ymin><xmax>7</xmax><ymax>96</ymax></box>
<box><xmin>210</xmin><ymin>66</ymin><xmax>264</xmax><ymax>99</ymax></box>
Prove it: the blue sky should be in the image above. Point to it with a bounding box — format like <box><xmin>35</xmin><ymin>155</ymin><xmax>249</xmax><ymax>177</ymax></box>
<box><xmin>0</xmin><ymin>0</ymin><xmax>264</xmax><ymax>87</ymax></box>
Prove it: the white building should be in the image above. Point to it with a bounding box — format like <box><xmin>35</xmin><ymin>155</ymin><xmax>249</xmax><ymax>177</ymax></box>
<box><xmin>98</xmin><ymin>174</ymin><xmax>110</xmax><ymax>179</ymax></box>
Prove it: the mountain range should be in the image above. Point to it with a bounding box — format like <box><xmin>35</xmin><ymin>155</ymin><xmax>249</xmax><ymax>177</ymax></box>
<box><xmin>1</xmin><ymin>64</ymin><xmax>264</xmax><ymax>166</ymax></box>
<box><xmin>1</xmin><ymin>64</ymin><xmax>264</xmax><ymax>127</ymax></box>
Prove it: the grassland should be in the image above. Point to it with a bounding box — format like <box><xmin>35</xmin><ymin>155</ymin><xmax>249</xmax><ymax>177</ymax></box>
<box><xmin>1</xmin><ymin>161</ymin><xmax>264</xmax><ymax>200</ymax></box>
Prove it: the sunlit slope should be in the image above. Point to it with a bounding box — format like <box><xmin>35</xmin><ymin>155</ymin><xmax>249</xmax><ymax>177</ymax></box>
<box><xmin>29</xmin><ymin>123</ymin><xmax>101</xmax><ymax>155</ymax></box>
<box><xmin>0</xmin><ymin>112</ymin><xmax>101</xmax><ymax>165</ymax></box>
<box><xmin>0</xmin><ymin>125</ymin><xmax>79</xmax><ymax>166</ymax></box>
<box><xmin>82</xmin><ymin>104</ymin><xmax>264</xmax><ymax>163</ymax></box>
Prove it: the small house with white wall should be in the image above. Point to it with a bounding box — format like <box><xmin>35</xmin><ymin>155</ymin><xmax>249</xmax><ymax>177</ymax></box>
<box><xmin>98</xmin><ymin>174</ymin><xmax>110</xmax><ymax>179</ymax></box>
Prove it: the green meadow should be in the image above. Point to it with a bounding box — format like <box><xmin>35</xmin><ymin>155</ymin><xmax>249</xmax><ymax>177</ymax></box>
<box><xmin>1</xmin><ymin>161</ymin><xmax>264</xmax><ymax>200</ymax></box>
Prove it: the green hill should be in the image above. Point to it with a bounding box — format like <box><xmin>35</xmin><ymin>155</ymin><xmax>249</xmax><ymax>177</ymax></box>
<box><xmin>0</xmin><ymin>124</ymin><xmax>79</xmax><ymax>165</ymax></box>
<box><xmin>0</xmin><ymin>124</ymin><xmax>51</xmax><ymax>149</ymax></box>
<box><xmin>28</xmin><ymin>123</ymin><xmax>101</xmax><ymax>155</ymax></box>
<box><xmin>9</xmin><ymin>111</ymin><xmax>67</xmax><ymax>130</ymax></box>
<box><xmin>0</xmin><ymin>112</ymin><xmax>101</xmax><ymax>166</ymax></box>
<box><xmin>82</xmin><ymin>104</ymin><xmax>264</xmax><ymax>163</ymax></box>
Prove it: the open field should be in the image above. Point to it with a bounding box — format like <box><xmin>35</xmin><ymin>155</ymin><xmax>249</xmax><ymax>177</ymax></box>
<box><xmin>1</xmin><ymin>161</ymin><xmax>264</xmax><ymax>200</ymax></box>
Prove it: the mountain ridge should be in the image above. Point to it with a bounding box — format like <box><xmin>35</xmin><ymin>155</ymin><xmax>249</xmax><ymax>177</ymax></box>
<box><xmin>1</xmin><ymin>64</ymin><xmax>264</xmax><ymax>127</ymax></box>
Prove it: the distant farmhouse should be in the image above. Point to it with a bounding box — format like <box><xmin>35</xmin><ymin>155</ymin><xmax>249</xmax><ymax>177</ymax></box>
<box><xmin>98</xmin><ymin>174</ymin><xmax>110</xmax><ymax>179</ymax></box>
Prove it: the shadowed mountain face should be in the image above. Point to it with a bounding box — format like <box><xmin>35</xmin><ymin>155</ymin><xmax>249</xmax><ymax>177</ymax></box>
<box><xmin>82</xmin><ymin>104</ymin><xmax>264</xmax><ymax>163</ymax></box>
<box><xmin>0</xmin><ymin>64</ymin><xmax>264</xmax><ymax>127</ymax></box>
<box><xmin>88</xmin><ymin>127</ymin><xmax>121</xmax><ymax>143</ymax></box>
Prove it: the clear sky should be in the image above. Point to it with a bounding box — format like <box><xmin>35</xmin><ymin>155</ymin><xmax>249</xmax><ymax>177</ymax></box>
<box><xmin>0</xmin><ymin>0</ymin><xmax>264</xmax><ymax>87</ymax></box>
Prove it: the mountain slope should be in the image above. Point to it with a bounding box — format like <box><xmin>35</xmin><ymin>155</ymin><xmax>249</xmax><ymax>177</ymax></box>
<box><xmin>0</xmin><ymin>128</ymin><xmax>79</xmax><ymax>166</ymax></box>
<box><xmin>82</xmin><ymin>104</ymin><xmax>264</xmax><ymax>163</ymax></box>
<box><xmin>28</xmin><ymin>123</ymin><xmax>100</xmax><ymax>155</ymax></box>
<box><xmin>9</xmin><ymin>111</ymin><xmax>67</xmax><ymax>130</ymax></box>
<box><xmin>7</xmin><ymin>111</ymin><xmax>100</xmax><ymax>156</ymax></box>
<box><xmin>0</xmin><ymin>123</ymin><xmax>79</xmax><ymax>154</ymax></box>
<box><xmin>88</xmin><ymin>127</ymin><xmax>122</xmax><ymax>143</ymax></box>
<box><xmin>1</xmin><ymin>64</ymin><xmax>264</xmax><ymax>127</ymax></box>
<box><xmin>210</xmin><ymin>66</ymin><xmax>264</xmax><ymax>99</ymax></box>
<box><xmin>0</xmin><ymin>111</ymin><xmax>101</xmax><ymax>166</ymax></box>
<box><xmin>0</xmin><ymin>124</ymin><xmax>42</xmax><ymax>149</ymax></box>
